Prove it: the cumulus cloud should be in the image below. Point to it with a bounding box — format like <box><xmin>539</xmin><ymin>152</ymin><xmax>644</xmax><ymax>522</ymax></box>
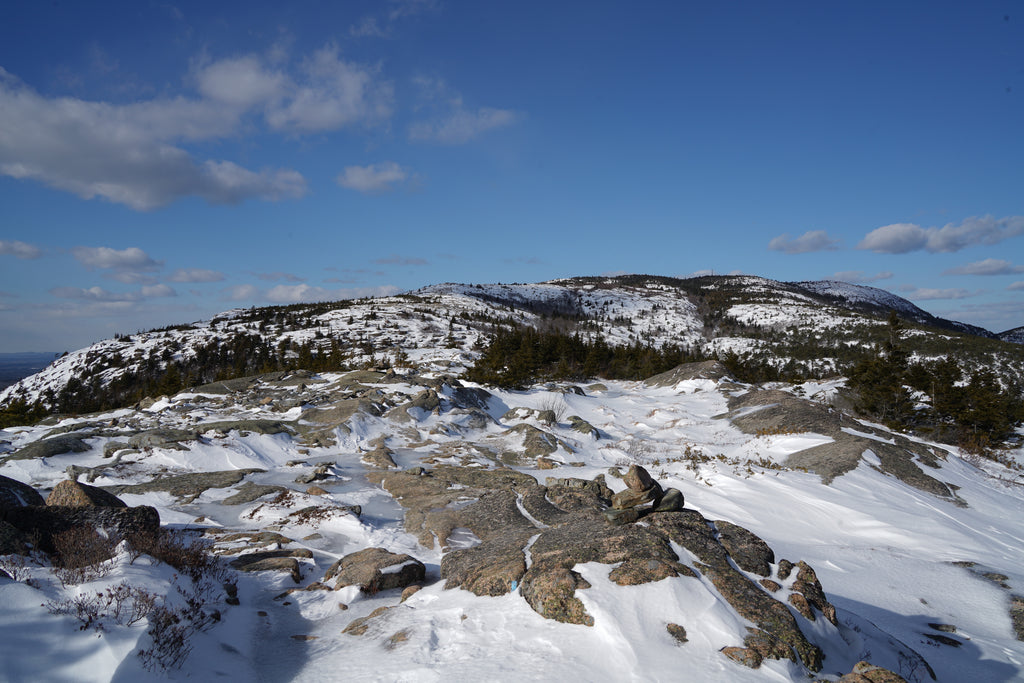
<box><xmin>409</xmin><ymin>77</ymin><xmax>517</xmax><ymax>144</ymax></box>
<box><xmin>0</xmin><ymin>44</ymin><xmax>396</xmax><ymax>209</ymax></box>
<box><xmin>831</xmin><ymin>270</ymin><xmax>893</xmax><ymax>284</ymax></box>
<box><xmin>195</xmin><ymin>55</ymin><xmax>287</xmax><ymax>108</ymax></box>
<box><xmin>859</xmin><ymin>215</ymin><xmax>1024</xmax><ymax>254</ymax></box>
<box><xmin>337</xmin><ymin>162</ymin><xmax>409</xmax><ymax>193</ymax></box>
<box><xmin>0</xmin><ymin>239</ymin><xmax>42</xmax><ymax>259</ymax></box>
<box><xmin>169</xmin><ymin>268</ymin><xmax>225</xmax><ymax>283</ymax></box>
<box><xmin>223</xmin><ymin>284</ymin><xmax>261</xmax><ymax>301</ymax></box>
<box><xmin>49</xmin><ymin>286</ymin><xmax>139</xmax><ymax>302</ymax></box>
<box><xmin>943</xmin><ymin>258</ymin><xmax>1024</xmax><ymax>276</ymax></box>
<box><xmin>264</xmin><ymin>45</ymin><xmax>393</xmax><ymax>132</ymax></box>
<box><xmin>767</xmin><ymin>230</ymin><xmax>841</xmax><ymax>254</ymax></box>
<box><xmin>73</xmin><ymin>246</ymin><xmax>161</xmax><ymax>271</ymax></box>
<box><xmin>372</xmin><ymin>255</ymin><xmax>429</xmax><ymax>266</ymax></box>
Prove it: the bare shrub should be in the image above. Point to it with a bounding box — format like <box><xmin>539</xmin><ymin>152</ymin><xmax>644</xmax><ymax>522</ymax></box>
<box><xmin>540</xmin><ymin>394</ymin><xmax>568</xmax><ymax>423</ymax></box>
<box><xmin>44</xmin><ymin>581</ymin><xmax>159</xmax><ymax>632</ymax></box>
<box><xmin>52</xmin><ymin>527</ymin><xmax>118</xmax><ymax>586</ymax></box>
<box><xmin>138</xmin><ymin>604</ymin><xmax>194</xmax><ymax>672</ymax></box>
<box><xmin>127</xmin><ymin>529</ymin><xmax>228</xmax><ymax>585</ymax></box>
<box><xmin>0</xmin><ymin>553</ymin><xmax>32</xmax><ymax>582</ymax></box>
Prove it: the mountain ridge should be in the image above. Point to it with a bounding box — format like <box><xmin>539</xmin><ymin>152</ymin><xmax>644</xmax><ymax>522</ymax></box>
<box><xmin>2</xmin><ymin>274</ymin><xmax>1022</xmax><ymax>415</ymax></box>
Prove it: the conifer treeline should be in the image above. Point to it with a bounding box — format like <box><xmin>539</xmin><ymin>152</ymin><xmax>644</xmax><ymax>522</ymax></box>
<box><xmin>846</xmin><ymin>313</ymin><xmax>1023</xmax><ymax>452</ymax></box>
<box><xmin>465</xmin><ymin>326</ymin><xmax>701</xmax><ymax>387</ymax></box>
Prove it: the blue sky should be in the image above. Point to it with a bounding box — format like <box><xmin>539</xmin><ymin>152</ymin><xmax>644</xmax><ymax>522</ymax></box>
<box><xmin>1</xmin><ymin>0</ymin><xmax>1022</xmax><ymax>352</ymax></box>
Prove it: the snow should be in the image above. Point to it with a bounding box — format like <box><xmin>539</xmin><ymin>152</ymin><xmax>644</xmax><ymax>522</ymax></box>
<box><xmin>2</xmin><ymin>278</ymin><xmax>1024</xmax><ymax>681</ymax></box>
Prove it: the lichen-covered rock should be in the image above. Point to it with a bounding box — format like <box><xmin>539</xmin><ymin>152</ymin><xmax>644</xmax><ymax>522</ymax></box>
<box><xmin>6</xmin><ymin>435</ymin><xmax>90</xmax><ymax>461</ymax></box>
<box><xmin>128</xmin><ymin>428</ymin><xmax>198</xmax><ymax>450</ymax></box>
<box><xmin>623</xmin><ymin>464</ymin><xmax>656</xmax><ymax>492</ymax></box>
<box><xmin>0</xmin><ymin>473</ymin><xmax>44</xmax><ymax>511</ymax></box>
<box><xmin>4</xmin><ymin>505</ymin><xmax>159</xmax><ymax>553</ymax></box>
<box><xmin>790</xmin><ymin>561</ymin><xmax>838</xmax><ymax>625</ymax></box>
<box><xmin>361</xmin><ymin>445</ymin><xmax>398</xmax><ymax>469</ymax></box>
<box><xmin>231</xmin><ymin>553</ymin><xmax>303</xmax><ymax>583</ymax></box>
<box><xmin>838</xmin><ymin>661</ymin><xmax>910</xmax><ymax>683</ymax></box>
<box><xmin>567</xmin><ymin>416</ymin><xmax>599</xmax><ymax>438</ymax></box>
<box><xmin>325</xmin><ymin>547</ymin><xmax>425</xmax><ymax>594</ymax></box>
<box><xmin>46</xmin><ymin>480</ymin><xmax>127</xmax><ymax>508</ymax></box>
<box><xmin>611</xmin><ymin>482</ymin><xmax>662</xmax><ymax>510</ymax></box>
<box><xmin>519</xmin><ymin>566</ymin><xmax>594</xmax><ymax>626</ymax></box>
<box><xmin>714</xmin><ymin>520</ymin><xmax>774</xmax><ymax>577</ymax></box>
<box><xmin>104</xmin><ymin>468</ymin><xmax>264</xmax><ymax>500</ymax></box>
<box><xmin>199</xmin><ymin>420</ymin><xmax>295</xmax><ymax>436</ymax></box>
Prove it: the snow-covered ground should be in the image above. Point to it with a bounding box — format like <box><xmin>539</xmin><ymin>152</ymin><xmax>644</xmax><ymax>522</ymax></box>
<box><xmin>2</xmin><ymin>368</ymin><xmax>1022</xmax><ymax>682</ymax></box>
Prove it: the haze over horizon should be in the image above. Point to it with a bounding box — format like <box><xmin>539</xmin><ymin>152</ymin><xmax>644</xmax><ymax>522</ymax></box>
<box><xmin>1</xmin><ymin>1</ymin><xmax>1022</xmax><ymax>353</ymax></box>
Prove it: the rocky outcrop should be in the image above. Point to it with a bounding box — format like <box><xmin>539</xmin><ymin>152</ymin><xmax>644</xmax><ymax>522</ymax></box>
<box><xmin>6</xmin><ymin>435</ymin><xmax>90</xmax><ymax>461</ymax></box>
<box><xmin>724</xmin><ymin>389</ymin><xmax>956</xmax><ymax>499</ymax></box>
<box><xmin>374</xmin><ymin>462</ymin><xmax>830</xmax><ymax>672</ymax></box>
<box><xmin>324</xmin><ymin>547</ymin><xmax>425</xmax><ymax>594</ymax></box>
<box><xmin>837</xmin><ymin>661</ymin><xmax>910</xmax><ymax>682</ymax></box>
<box><xmin>0</xmin><ymin>473</ymin><xmax>45</xmax><ymax>511</ymax></box>
<box><xmin>644</xmin><ymin>360</ymin><xmax>730</xmax><ymax>387</ymax></box>
<box><xmin>104</xmin><ymin>468</ymin><xmax>265</xmax><ymax>501</ymax></box>
<box><xmin>4</xmin><ymin>505</ymin><xmax>159</xmax><ymax>553</ymax></box>
<box><xmin>46</xmin><ymin>479</ymin><xmax>127</xmax><ymax>507</ymax></box>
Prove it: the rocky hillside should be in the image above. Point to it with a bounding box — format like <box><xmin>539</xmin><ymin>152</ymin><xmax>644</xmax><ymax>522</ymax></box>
<box><xmin>3</xmin><ymin>357</ymin><xmax>1023</xmax><ymax>680</ymax></box>
<box><xmin>3</xmin><ymin>274</ymin><xmax>1023</xmax><ymax>415</ymax></box>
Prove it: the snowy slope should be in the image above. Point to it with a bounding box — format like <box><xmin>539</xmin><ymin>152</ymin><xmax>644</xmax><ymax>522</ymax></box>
<box><xmin>2</xmin><ymin>274</ymin><xmax>1019</xmax><ymax>411</ymax></box>
<box><xmin>2</xmin><ymin>369</ymin><xmax>1023</xmax><ymax>682</ymax></box>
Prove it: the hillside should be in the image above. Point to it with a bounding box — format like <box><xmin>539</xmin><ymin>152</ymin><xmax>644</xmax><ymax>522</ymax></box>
<box><xmin>3</xmin><ymin>274</ymin><xmax>1023</xmax><ymax>416</ymax></box>
<box><xmin>1</xmin><ymin>274</ymin><xmax>1024</xmax><ymax>681</ymax></box>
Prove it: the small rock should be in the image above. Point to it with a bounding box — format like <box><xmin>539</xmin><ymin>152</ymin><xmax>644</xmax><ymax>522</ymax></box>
<box><xmin>623</xmin><ymin>464</ymin><xmax>656</xmax><ymax>492</ymax></box>
<box><xmin>46</xmin><ymin>480</ymin><xmax>127</xmax><ymax>508</ymax></box>
<box><xmin>306</xmin><ymin>485</ymin><xmax>329</xmax><ymax>496</ymax></box>
<box><xmin>401</xmin><ymin>585</ymin><xmax>422</xmax><ymax>602</ymax></box>
<box><xmin>666</xmin><ymin>622</ymin><xmax>688</xmax><ymax>644</ymax></box>
<box><xmin>651</xmin><ymin>488</ymin><xmax>684</xmax><ymax>513</ymax></box>
<box><xmin>611</xmin><ymin>481</ymin><xmax>662</xmax><ymax>510</ymax></box>
<box><xmin>721</xmin><ymin>646</ymin><xmax>762</xmax><ymax>669</ymax></box>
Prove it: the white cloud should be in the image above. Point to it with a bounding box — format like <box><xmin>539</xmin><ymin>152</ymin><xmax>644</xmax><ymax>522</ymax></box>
<box><xmin>831</xmin><ymin>270</ymin><xmax>893</xmax><ymax>284</ymax></box>
<box><xmin>0</xmin><ymin>239</ymin><xmax>42</xmax><ymax>259</ymax></box>
<box><xmin>0</xmin><ymin>57</ymin><xmax>334</xmax><ymax>209</ymax></box>
<box><xmin>169</xmin><ymin>268</ymin><xmax>225</xmax><ymax>283</ymax></box>
<box><xmin>195</xmin><ymin>56</ymin><xmax>287</xmax><ymax>108</ymax></box>
<box><xmin>1008</xmin><ymin>282</ymin><xmax>1024</xmax><ymax>292</ymax></box>
<box><xmin>767</xmin><ymin>230</ymin><xmax>841</xmax><ymax>254</ymax></box>
<box><xmin>105</xmin><ymin>272</ymin><xmax>159</xmax><ymax>285</ymax></box>
<box><xmin>857</xmin><ymin>223</ymin><xmax>929</xmax><ymax>254</ymax></box>
<box><xmin>223</xmin><ymin>284</ymin><xmax>261</xmax><ymax>301</ymax></box>
<box><xmin>898</xmin><ymin>286</ymin><xmax>980</xmax><ymax>301</ymax></box>
<box><xmin>409</xmin><ymin>78</ymin><xmax>517</xmax><ymax>144</ymax></box>
<box><xmin>73</xmin><ymin>246</ymin><xmax>161</xmax><ymax>271</ymax></box>
<box><xmin>337</xmin><ymin>162</ymin><xmax>408</xmax><ymax>193</ymax></box>
<box><xmin>859</xmin><ymin>215</ymin><xmax>1024</xmax><ymax>254</ymax></box>
<box><xmin>943</xmin><ymin>258</ymin><xmax>1024</xmax><ymax>276</ymax></box>
<box><xmin>50</xmin><ymin>286</ymin><xmax>139</xmax><ymax>302</ymax></box>
<box><xmin>141</xmin><ymin>284</ymin><xmax>176</xmax><ymax>298</ymax></box>
<box><xmin>265</xmin><ymin>45</ymin><xmax>393</xmax><ymax>132</ymax></box>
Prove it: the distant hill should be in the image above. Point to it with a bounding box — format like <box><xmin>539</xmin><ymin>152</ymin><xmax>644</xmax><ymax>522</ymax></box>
<box><xmin>0</xmin><ymin>352</ymin><xmax>57</xmax><ymax>392</ymax></box>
